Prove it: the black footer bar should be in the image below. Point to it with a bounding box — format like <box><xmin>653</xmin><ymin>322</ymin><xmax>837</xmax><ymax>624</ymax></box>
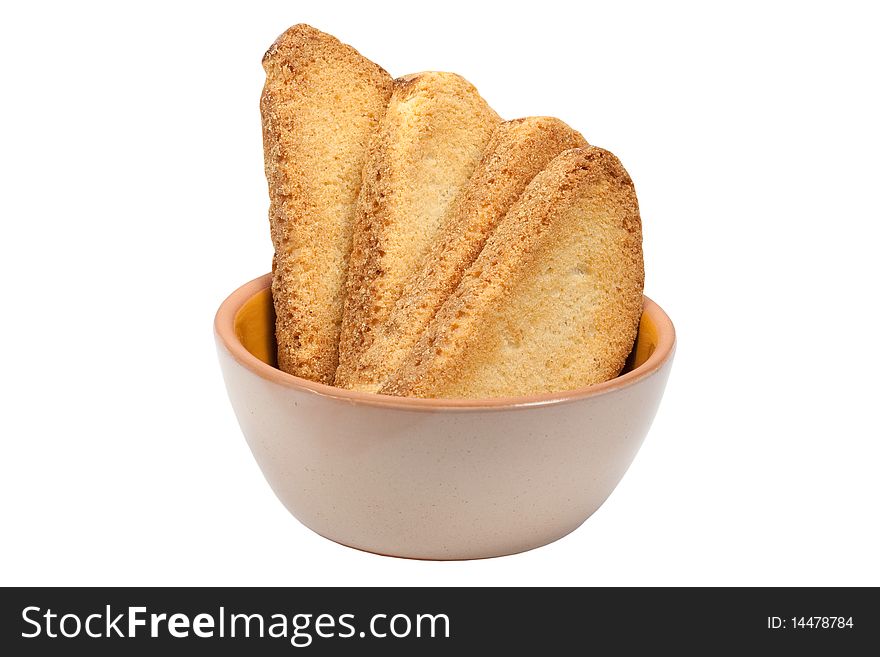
<box><xmin>2</xmin><ymin>587</ymin><xmax>875</xmax><ymax>654</ymax></box>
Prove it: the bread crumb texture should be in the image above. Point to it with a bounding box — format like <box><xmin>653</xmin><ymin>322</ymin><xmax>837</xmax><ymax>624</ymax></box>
<box><xmin>261</xmin><ymin>24</ymin><xmax>393</xmax><ymax>383</ymax></box>
<box><xmin>335</xmin><ymin>72</ymin><xmax>500</xmax><ymax>388</ymax></box>
<box><xmin>381</xmin><ymin>147</ymin><xmax>645</xmax><ymax>398</ymax></box>
<box><xmin>346</xmin><ymin>117</ymin><xmax>588</xmax><ymax>392</ymax></box>
<box><xmin>261</xmin><ymin>27</ymin><xmax>645</xmax><ymax>398</ymax></box>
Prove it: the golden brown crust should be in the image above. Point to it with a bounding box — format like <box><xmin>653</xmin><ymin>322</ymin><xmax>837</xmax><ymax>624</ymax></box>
<box><xmin>381</xmin><ymin>146</ymin><xmax>645</xmax><ymax>398</ymax></box>
<box><xmin>335</xmin><ymin>72</ymin><xmax>501</xmax><ymax>388</ymax></box>
<box><xmin>344</xmin><ymin>117</ymin><xmax>587</xmax><ymax>391</ymax></box>
<box><xmin>261</xmin><ymin>24</ymin><xmax>393</xmax><ymax>383</ymax></box>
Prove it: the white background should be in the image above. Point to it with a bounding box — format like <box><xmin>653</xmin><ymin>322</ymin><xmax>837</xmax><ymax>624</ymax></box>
<box><xmin>1</xmin><ymin>0</ymin><xmax>878</xmax><ymax>586</ymax></box>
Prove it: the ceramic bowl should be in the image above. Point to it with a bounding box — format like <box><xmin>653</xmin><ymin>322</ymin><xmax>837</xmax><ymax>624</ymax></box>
<box><xmin>215</xmin><ymin>273</ymin><xmax>675</xmax><ymax>559</ymax></box>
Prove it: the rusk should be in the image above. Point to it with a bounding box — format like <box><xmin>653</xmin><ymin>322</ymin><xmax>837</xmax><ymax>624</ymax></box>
<box><xmin>261</xmin><ymin>24</ymin><xmax>393</xmax><ymax>383</ymax></box>
<box><xmin>381</xmin><ymin>147</ymin><xmax>644</xmax><ymax>398</ymax></box>
<box><xmin>335</xmin><ymin>72</ymin><xmax>501</xmax><ymax>387</ymax></box>
<box><xmin>346</xmin><ymin>117</ymin><xmax>587</xmax><ymax>391</ymax></box>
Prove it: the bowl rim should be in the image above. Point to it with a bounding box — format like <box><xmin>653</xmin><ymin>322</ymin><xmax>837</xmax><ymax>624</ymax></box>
<box><xmin>215</xmin><ymin>273</ymin><xmax>676</xmax><ymax>412</ymax></box>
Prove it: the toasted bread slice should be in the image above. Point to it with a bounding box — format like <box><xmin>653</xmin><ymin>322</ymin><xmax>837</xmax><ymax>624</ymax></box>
<box><xmin>335</xmin><ymin>72</ymin><xmax>501</xmax><ymax>387</ymax></box>
<box><xmin>381</xmin><ymin>147</ymin><xmax>644</xmax><ymax>398</ymax></box>
<box><xmin>261</xmin><ymin>24</ymin><xmax>393</xmax><ymax>383</ymax></box>
<box><xmin>344</xmin><ymin>117</ymin><xmax>587</xmax><ymax>391</ymax></box>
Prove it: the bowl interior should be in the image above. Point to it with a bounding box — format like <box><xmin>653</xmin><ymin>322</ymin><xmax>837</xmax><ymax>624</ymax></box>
<box><xmin>233</xmin><ymin>286</ymin><xmax>659</xmax><ymax>377</ymax></box>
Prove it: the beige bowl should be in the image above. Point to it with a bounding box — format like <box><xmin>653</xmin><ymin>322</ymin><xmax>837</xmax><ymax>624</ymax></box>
<box><xmin>215</xmin><ymin>273</ymin><xmax>675</xmax><ymax>560</ymax></box>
